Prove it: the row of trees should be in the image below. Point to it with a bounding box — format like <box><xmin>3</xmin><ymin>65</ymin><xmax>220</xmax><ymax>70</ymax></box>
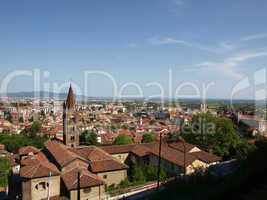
<box><xmin>80</xmin><ymin>130</ymin><xmax>156</xmax><ymax>146</ymax></box>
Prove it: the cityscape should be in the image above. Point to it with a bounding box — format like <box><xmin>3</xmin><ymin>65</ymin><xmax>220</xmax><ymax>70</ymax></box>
<box><xmin>0</xmin><ymin>1</ymin><xmax>267</xmax><ymax>200</ymax></box>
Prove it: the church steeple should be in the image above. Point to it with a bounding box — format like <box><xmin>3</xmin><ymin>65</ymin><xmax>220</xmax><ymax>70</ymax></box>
<box><xmin>66</xmin><ymin>84</ymin><xmax>76</xmax><ymax>110</ymax></box>
<box><xmin>63</xmin><ymin>84</ymin><xmax>79</xmax><ymax>148</ymax></box>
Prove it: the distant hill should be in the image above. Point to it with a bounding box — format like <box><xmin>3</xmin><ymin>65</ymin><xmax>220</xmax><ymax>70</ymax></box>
<box><xmin>0</xmin><ymin>91</ymin><xmax>87</xmax><ymax>100</ymax></box>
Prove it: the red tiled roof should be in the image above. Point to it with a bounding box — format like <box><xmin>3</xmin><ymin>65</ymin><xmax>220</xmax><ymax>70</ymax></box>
<box><xmin>62</xmin><ymin>168</ymin><xmax>103</xmax><ymax>190</ymax></box>
<box><xmin>70</xmin><ymin>146</ymin><xmax>128</xmax><ymax>173</ymax></box>
<box><xmin>0</xmin><ymin>144</ymin><xmax>5</xmax><ymax>150</ymax></box>
<box><xmin>190</xmin><ymin>151</ymin><xmax>221</xmax><ymax>163</ymax></box>
<box><xmin>18</xmin><ymin>146</ymin><xmax>39</xmax><ymax>156</ymax></box>
<box><xmin>168</xmin><ymin>141</ymin><xmax>197</xmax><ymax>153</ymax></box>
<box><xmin>131</xmin><ymin>145</ymin><xmax>150</xmax><ymax>157</ymax></box>
<box><xmin>144</xmin><ymin>143</ymin><xmax>197</xmax><ymax>167</ymax></box>
<box><xmin>20</xmin><ymin>161</ymin><xmax>60</xmax><ymax>179</ymax></box>
<box><xmin>101</xmin><ymin>142</ymin><xmax>221</xmax><ymax>167</ymax></box>
<box><xmin>45</xmin><ymin>141</ymin><xmax>87</xmax><ymax>168</ymax></box>
<box><xmin>21</xmin><ymin>151</ymin><xmax>49</xmax><ymax>166</ymax></box>
<box><xmin>100</xmin><ymin>144</ymin><xmax>137</xmax><ymax>154</ymax></box>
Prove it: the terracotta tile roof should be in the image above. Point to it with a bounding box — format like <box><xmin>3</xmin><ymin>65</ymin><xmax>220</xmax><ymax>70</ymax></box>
<box><xmin>62</xmin><ymin>168</ymin><xmax>103</xmax><ymax>190</ymax></box>
<box><xmin>21</xmin><ymin>151</ymin><xmax>49</xmax><ymax>166</ymax></box>
<box><xmin>130</xmin><ymin>145</ymin><xmax>150</xmax><ymax>157</ymax></box>
<box><xmin>45</xmin><ymin>141</ymin><xmax>87</xmax><ymax>168</ymax></box>
<box><xmin>20</xmin><ymin>161</ymin><xmax>60</xmax><ymax>179</ymax></box>
<box><xmin>168</xmin><ymin>141</ymin><xmax>197</xmax><ymax>153</ymax></box>
<box><xmin>190</xmin><ymin>151</ymin><xmax>221</xmax><ymax>163</ymax></box>
<box><xmin>101</xmin><ymin>142</ymin><xmax>221</xmax><ymax>167</ymax></box>
<box><xmin>18</xmin><ymin>146</ymin><xmax>39</xmax><ymax>156</ymax></box>
<box><xmin>70</xmin><ymin>146</ymin><xmax>128</xmax><ymax>173</ymax></box>
<box><xmin>144</xmin><ymin>143</ymin><xmax>197</xmax><ymax>167</ymax></box>
<box><xmin>0</xmin><ymin>144</ymin><xmax>5</xmax><ymax>150</ymax></box>
<box><xmin>100</xmin><ymin>144</ymin><xmax>137</xmax><ymax>154</ymax></box>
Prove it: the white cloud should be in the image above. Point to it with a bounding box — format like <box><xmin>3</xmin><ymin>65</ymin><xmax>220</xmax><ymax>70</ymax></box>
<box><xmin>219</xmin><ymin>41</ymin><xmax>236</xmax><ymax>50</ymax></box>
<box><xmin>148</xmin><ymin>37</ymin><xmax>192</xmax><ymax>46</ymax></box>
<box><xmin>241</xmin><ymin>33</ymin><xmax>267</xmax><ymax>41</ymax></box>
<box><xmin>195</xmin><ymin>50</ymin><xmax>267</xmax><ymax>80</ymax></box>
<box><xmin>147</xmin><ymin>37</ymin><xmax>236</xmax><ymax>53</ymax></box>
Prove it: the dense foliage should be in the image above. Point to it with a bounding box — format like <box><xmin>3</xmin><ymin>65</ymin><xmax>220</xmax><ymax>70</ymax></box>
<box><xmin>0</xmin><ymin>157</ymin><xmax>11</xmax><ymax>187</ymax></box>
<box><xmin>80</xmin><ymin>130</ymin><xmax>98</xmax><ymax>145</ymax></box>
<box><xmin>114</xmin><ymin>135</ymin><xmax>133</xmax><ymax>145</ymax></box>
<box><xmin>130</xmin><ymin>164</ymin><xmax>167</xmax><ymax>183</ymax></box>
<box><xmin>182</xmin><ymin>113</ymin><xmax>242</xmax><ymax>159</ymax></box>
<box><xmin>0</xmin><ymin>134</ymin><xmax>48</xmax><ymax>153</ymax></box>
<box><xmin>142</xmin><ymin>133</ymin><xmax>155</xmax><ymax>143</ymax></box>
<box><xmin>150</xmin><ymin>139</ymin><xmax>267</xmax><ymax>200</ymax></box>
<box><xmin>21</xmin><ymin>121</ymin><xmax>42</xmax><ymax>138</ymax></box>
<box><xmin>108</xmin><ymin>164</ymin><xmax>167</xmax><ymax>194</ymax></box>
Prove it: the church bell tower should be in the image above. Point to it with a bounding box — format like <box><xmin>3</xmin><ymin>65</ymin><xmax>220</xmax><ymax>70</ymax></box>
<box><xmin>63</xmin><ymin>84</ymin><xmax>79</xmax><ymax>147</ymax></box>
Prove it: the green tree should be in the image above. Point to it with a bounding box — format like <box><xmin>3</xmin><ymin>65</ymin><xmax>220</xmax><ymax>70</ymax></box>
<box><xmin>183</xmin><ymin>113</ymin><xmax>241</xmax><ymax>159</ymax></box>
<box><xmin>121</xmin><ymin>124</ymin><xmax>129</xmax><ymax>129</ymax></box>
<box><xmin>0</xmin><ymin>134</ymin><xmax>47</xmax><ymax>152</ymax></box>
<box><xmin>114</xmin><ymin>135</ymin><xmax>133</xmax><ymax>145</ymax></box>
<box><xmin>30</xmin><ymin>121</ymin><xmax>42</xmax><ymax>134</ymax></box>
<box><xmin>110</xmin><ymin>124</ymin><xmax>118</xmax><ymax>132</ymax></box>
<box><xmin>0</xmin><ymin>157</ymin><xmax>11</xmax><ymax>187</ymax></box>
<box><xmin>131</xmin><ymin>164</ymin><xmax>146</xmax><ymax>183</ymax></box>
<box><xmin>80</xmin><ymin>130</ymin><xmax>98</xmax><ymax>145</ymax></box>
<box><xmin>22</xmin><ymin>121</ymin><xmax>42</xmax><ymax>138</ymax></box>
<box><xmin>142</xmin><ymin>133</ymin><xmax>155</xmax><ymax>143</ymax></box>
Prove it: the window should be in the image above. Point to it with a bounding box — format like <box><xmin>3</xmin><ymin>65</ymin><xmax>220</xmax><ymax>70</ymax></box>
<box><xmin>103</xmin><ymin>175</ymin><xmax>107</xmax><ymax>179</ymax></box>
<box><xmin>70</xmin><ymin>136</ymin><xmax>75</xmax><ymax>141</ymax></box>
<box><xmin>35</xmin><ymin>182</ymin><xmax>48</xmax><ymax>191</ymax></box>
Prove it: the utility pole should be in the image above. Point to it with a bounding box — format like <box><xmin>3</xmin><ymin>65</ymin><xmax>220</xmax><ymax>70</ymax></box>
<box><xmin>178</xmin><ymin>136</ymin><xmax>186</xmax><ymax>177</ymax></box>
<box><xmin>182</xmin><ymin>140</ymin><xmax>186</xmax><ymax>176</ymax></box>
<box><xmin>47</xmin><ymin>172</ymin><xmax>51</xmax><ymax>200</ymax></box>
<box><xmin>77</xmin><ymin>170</ymin><xmax>81</xmax><ymax>200</ymax></box>
<box><xmin>157</xmin><ymin>130</ymin><xmax>163</xmax><ymax>191</ymax></box>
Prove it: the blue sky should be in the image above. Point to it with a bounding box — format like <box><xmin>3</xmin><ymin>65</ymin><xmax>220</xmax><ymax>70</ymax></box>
<box><xmin>0</xmin><ymin>0</ymin><xmax>267</xmax><ymax>99</ymax></box>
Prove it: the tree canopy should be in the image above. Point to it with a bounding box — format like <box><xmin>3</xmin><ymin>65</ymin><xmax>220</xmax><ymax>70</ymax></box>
<box><xmin>182</xmin><ymin>113</ymin><xmax>241</xmax><ymax>159</ymax></box>
<box><xmin>114</xmin><ymin>135</ymin><xmax>133</xmax><ymax>145</ymax></box>
<box><xmin>142</xmin><ymin>133</ymin><xmax>155</xmax><ymax>143</ymax></box>
<box><xmin>21</xmin><ymin>121</ymin><xmax>42</xmax><ymax>138</ymax></box>
<box><xmin>0</xmin><ymin>157</ymin><xmax>10</xmax><ymax>187</ymax></box>
<box><xmin>0</xmin><ymin>134</ymin><xmax>48</xmax><ymax>152</ymax></box>
<box><xmin>80</xmin><ymin>130</ymin><xmax>98</xmax><ymax>145</ymax></box>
